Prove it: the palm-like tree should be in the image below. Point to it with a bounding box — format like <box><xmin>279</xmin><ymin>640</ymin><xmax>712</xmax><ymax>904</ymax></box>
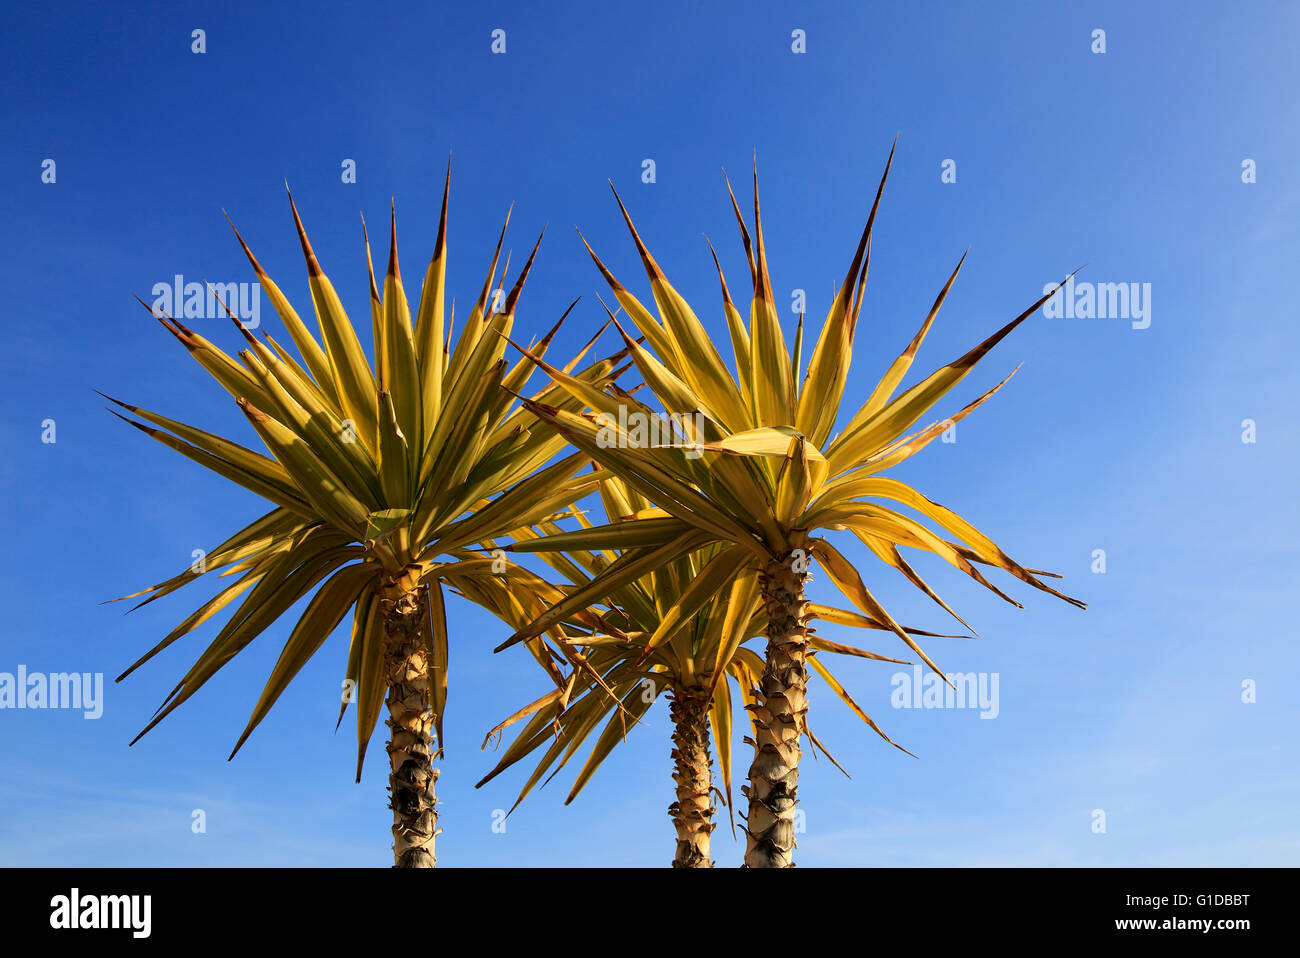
<box><xmin>498</xmin><ymin>146</ymin><xmax>1085</xmax><ymax>866</ymax></box>
<box><xmin>465</xmin><ymin>529</ymin><xmax>764</xmax><ymax>869</ymax></box>
<box><xmin>460</xmin><ymin>476</ymin><xmax>938</xmax><ymax>866</ymax></box>
<box><xmin>107</xmin><ymin>169</ymin><xmax>628</xmax><ymax>867</ymax></box>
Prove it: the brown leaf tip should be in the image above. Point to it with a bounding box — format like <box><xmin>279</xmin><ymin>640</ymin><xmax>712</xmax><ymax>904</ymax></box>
<box><xmin>236</xmin><ymin>398</ymin><xmax>269</xmax><ymax>423</ymax></box>
<box><xmin>387</xmin><ymin>201</ymin><xmax>400</xmax><ymax>280</ymax></box>
<box><xmin>285</xmin><ymin>185</ymin><xmax>324</xmax><ymax>277</ymax></box>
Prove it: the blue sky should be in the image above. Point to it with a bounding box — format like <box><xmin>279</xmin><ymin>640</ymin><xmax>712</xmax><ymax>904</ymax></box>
<box><xmin>2</xmin><ymin>1</ymin><xmax>1297</xmax><ymax>866</ymax></box>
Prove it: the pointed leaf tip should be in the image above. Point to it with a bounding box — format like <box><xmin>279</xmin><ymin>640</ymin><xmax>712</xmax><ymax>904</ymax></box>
<box><xmin>285</xmin><ymin>188</ymin><xmax>323</xmax><ymax>276</ymax></box>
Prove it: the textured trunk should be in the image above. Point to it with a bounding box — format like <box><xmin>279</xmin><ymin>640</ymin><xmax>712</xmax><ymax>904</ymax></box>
<box><xmin>743</xmin><ymin>555</ymin><xmax>810</xmax><ymax>868</ymax></box>
<box><xmin>669</xmin><ymin>685</ymin><xmax>715</xmax><ymax>868</ymax></box>
<box><xmin>381</xmin><ymin>570</ymin><xmax>439</xmax><ymax>868</ymax></box>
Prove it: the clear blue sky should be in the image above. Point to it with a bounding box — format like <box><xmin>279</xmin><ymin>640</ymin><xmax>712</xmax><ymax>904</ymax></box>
<box><xmin>2</xmin><ymin>1</ymin><xmax>1296</xmax><ymax>866</ymax></box>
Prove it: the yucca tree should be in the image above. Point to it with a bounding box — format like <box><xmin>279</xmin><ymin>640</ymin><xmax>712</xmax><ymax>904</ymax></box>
<box><xmin>496</xmin><ymin>146</ymin><xmax>1085</xmax><ymax>867</ymax></box>
<box><xmin>460</xmin><ymin>477</ymin><xmax>938</xmax><ymax>867</ymax></box>
<box><xmin>107</xmin><ymin>169</ymin><xmax>629</xmax><ymax>867</ymax></box>
<box><xmin>466</xmin><ymin>534</ymin><xmax>763</xmax><ymax>869</ymax></box>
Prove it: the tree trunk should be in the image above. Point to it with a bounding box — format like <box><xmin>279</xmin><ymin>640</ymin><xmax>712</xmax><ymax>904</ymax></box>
<box><xmin>669</xmin><ymin>685</ymin><xmax>715</xmax><ymax>868</ymax></box>
<box><xmin>381</xmin><ymin>570</ymin><xmax>439</xmax><ymax>868</ymax></box>
<box><xmin>743</xmin><ymin>555</ymin><xmax>810</xmax><ymax>868</ymax></box>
